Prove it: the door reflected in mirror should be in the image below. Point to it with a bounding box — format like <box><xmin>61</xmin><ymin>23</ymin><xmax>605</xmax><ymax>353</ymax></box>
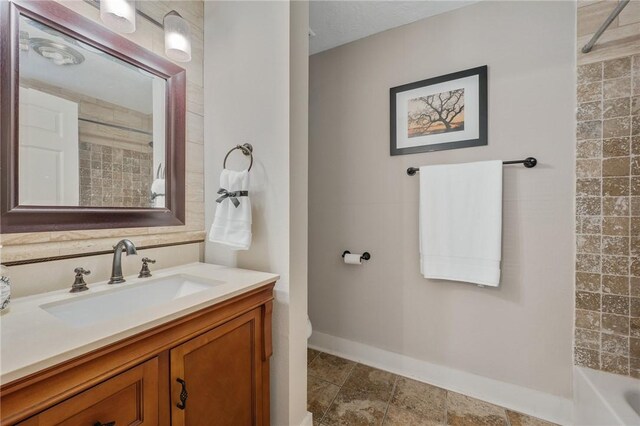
<box><xmin>18</xmin><ymin>15</ymin><xmax>167</xmax><ymax>209</ymax></box>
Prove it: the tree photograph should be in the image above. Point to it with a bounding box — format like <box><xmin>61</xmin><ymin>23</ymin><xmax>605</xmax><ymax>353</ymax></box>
<box><xmin>407</xmin><ymin>88</ymin><xmax>465</xmax><ymax>138</ymax></box>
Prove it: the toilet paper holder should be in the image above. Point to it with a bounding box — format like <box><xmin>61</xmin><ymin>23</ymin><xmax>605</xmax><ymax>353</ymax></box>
<box><xmin>342</xmin><ymin>250</ymin><xmax>371</xmax><ymax>261</ymax></box>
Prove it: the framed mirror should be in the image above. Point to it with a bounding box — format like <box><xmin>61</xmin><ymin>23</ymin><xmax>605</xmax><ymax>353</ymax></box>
<box><xmin>0</xmin><ymin>0</ymin><xmax>186</xmax><ymax>233</ymax></box>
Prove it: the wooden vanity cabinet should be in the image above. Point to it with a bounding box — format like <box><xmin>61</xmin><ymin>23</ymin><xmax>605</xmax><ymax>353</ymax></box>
<box><xmin>1</xmin><ymin>283</ymin><xmax>275</xmax><ymax>426</ymax></box>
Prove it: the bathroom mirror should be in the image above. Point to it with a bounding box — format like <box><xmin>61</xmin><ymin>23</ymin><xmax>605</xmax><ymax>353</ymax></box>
<box><xmin>1</xmin><ymin>0</ymin><xmax>186</xmax><ymax>232</ymax></box>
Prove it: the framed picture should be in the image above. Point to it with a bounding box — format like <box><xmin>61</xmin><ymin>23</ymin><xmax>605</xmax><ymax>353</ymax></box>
<box><xmin>390</xmin><ymin>66</ymin><xmax>487</xmax><ymax>156</ymax></box>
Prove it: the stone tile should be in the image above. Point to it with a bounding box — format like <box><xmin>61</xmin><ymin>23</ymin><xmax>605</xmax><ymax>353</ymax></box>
<box><xmin>576</xmin><ymin>309</ymin><xmax>601</xmax><ymax>330</ymax></box>
<box><xmin>602</xmin><ymin>294</ymin><xmax>629</xmax><ymax>315</ymax></box>
<box><xmin>343</xmin><ymin>364</ymin><xmax>397</xmax><ymax>401</ymax></box>
<box><xmin>577</xmin><ymin>120</ymin><xmax>603</xmax><ymax>140</ymax></box>
<box><xmin>602</xmin><ymin>333</ymin><xmax>629</xmax><ymax>356</ymax></box>
<box><xmin>577</xmin><ymin>234</ymin><xmax>601</xmax><ymax>254</ymax></box>
<box><xmin>632</xmin><ymin>338</ymin><xmax>640</xmax><ymax>358</ymax></box>
<box><xmin>603</xmin><ymin>216</ymin><xmax>629</xmax><ymax>235</ymax></box>
<box><xmin>603</xmin><ymin>157</ymin><xmax>630</xmax><ymax>176</ymax></box>
<box><xmin>603</xmin><ymin>98</ymin><xmax>631</xmax><ymax>119</ymax></box>
<box><xmin>603</xmin><ymin>275</ymin><xmax>629</xmax><ymax>295</ymax></box>
<box><xmin>603</xmin><ymin>77</ymin><xmax>631</xmax><ymax>99</ymax></box>
<box><xmin>601</xmin><ymin>353</ymin><xmax>629</xmax><ymax>375</ymax></box>
<box><xmin>506</xmin><ymin>411</ymin><xmax>557</xmax><ymax>426</ymax></box>
<box><xmin>604</xmin><ymin>57</ymin><xmax>631</xmax><ymax>79</ymax></box>
<box><xmin>602</xmin><ymin>236</ymin><xmax>629</xmax><ymax>255</ymax></box>
<box><xmin>631</xmin><ymin>278</ymin><xmax>640</xmax><ymax>297</ymax></box>
<box><xmin>309</xmin><ymin>348</ymin><xmax>321</xmax><ymax>365</ymax></box>
<box><xmin>308</xmin><ymin>375</ymin><xmax>340</xmax><ymax>424</ymax></box>
<box><xmin>391</xmin><ymin>378</ymin><xmax>446</xmax><ymax>422</ymax></box>
<box><xmin>577</xmin><ymin>140</ymin><xmax>602</xmax><ymax>158</ymax></box>
<box><xmin>578</xmin><ymin>63</ymin><xmax>602</xmax><ymax>83</ymax></box>
<box><xmin>578</xmin><ymin>82</ymin><xmax>602</xmax><ymax>103</ymax></box>
<box><xmin>602</xmin><ymin>313</ymin><xmax>629</xmax><ymax>335</ymax></box>
<box><xmin>633</xmin><ymin>177</ymin><xmax>640</xmax><ymax>196</ymax></box>
<box><xmin>578</xmin><ymin>102</ymin><xmax>602</xmax><ymax>121</ymax></box>
<box><xmin>309</xmin><ymin>353</ymin><xmax>356</xmax><ymax>386</ymax></box>
<box><xmin>582</xmin><ymin>217</ymin><xmax>603</xmax><ymax>234</ymax></box>
<box><xmin>633</xmin><ymin>237</ymin><xmax>640</xmax><ymax>256</ymax></box>
<box><xmin>602</xmin><ymin>256</ymin><xmax>629</xmax><ymax>275</ymax></box>
<box><xmin>576</xmin><ymin>159</ymin><xmax>602</xmax><ymax>178</ymax></box>
<box><xmin>383</xmin><ymin>406</ymin><xmax>441</xmax><ymax>426</ymax></box>
<box><xmin>603</xmin><ymin>196</ymin><xmax>630</xmax><ymax>216</ymax></box>
<box><xmin>576</xmin><ymin>272</ymin><xmax>601</xmax><ymax>292</ymax></box>
<box><xmin>575</xmin><ymin>347</ymin><xmax>600</xmax><ymax>369</ymax></box>
<box><xmin>576</xmin><ymin>291</ymin><xmax>601</xmax><ymax>311</ymax></box>
<box><xmin>633</xmin><ymin>157</ymin><xmax>640</xmax><ymax>176</ymax></box>
<box><xmin>632</xmin><ymin>318</ymin><xmax>640</xmax><ymax>338</ymax></box>
<box><xmin>603</xmin><ymin>137</ymin><xmax>631</xmax><ymax>157</ymax></box>
<box><xmin>577</xmin><ymin>197</ymin><xmax>601</xmax><ymax>216</ymax></box>
<box><xmin>575</xmin><ymin>328</ymin><xmax>600</xmax><ymax>350</ymax></box>
<box><xmin>577</xmin><ymin>178</ymin><xmax>601</xmax><ymax>196</ymax></box>
<box><xmin>445</xmin><ymin>392</ymin><xmax>507</xmax><ymax>426</ymax></box>
<box><xmin>631</xmin><ymin>297</ymin><xmax>640</xmax><ymax>317</ymax></box>
<box><xmin>633</xmin><ymin>116</ymin><xmax>640</xmax><ymax>136</ymax></box>
<box><xmin>576</xmin><ymin>254</ymin><xmax>601</xmax><ymax>273</ymax></box>
<box><xmin>633</xmin><ymin>137</ymin><xmax>640</xmax><ymax>155</ymax></box>
<box><xmin>323</xmin><ymin>387</ymin><xmax>388</xmax><ymax>426</ymax></box>
<box><xmin>603</xmin><ymin>178</ymin><xmax>630</xmax><ymax>196</ymax></box>
<box><xmin>633</xmin><ymin>258</ymin><xmax>640</xmax><ymax>277</ymax></box>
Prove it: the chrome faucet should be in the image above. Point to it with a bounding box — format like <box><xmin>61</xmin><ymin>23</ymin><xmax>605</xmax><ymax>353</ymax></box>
<box><xmin>108</xmin><ymin>239</ymin><xmax>137</xmax><ymax>284</ymax></box>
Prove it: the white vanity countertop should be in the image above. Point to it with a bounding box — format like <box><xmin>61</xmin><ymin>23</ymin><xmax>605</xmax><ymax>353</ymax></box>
<box><xmin>0</xmin><ymin>262</ymin><xmax>279</xmax><ymax>384</ymax></box>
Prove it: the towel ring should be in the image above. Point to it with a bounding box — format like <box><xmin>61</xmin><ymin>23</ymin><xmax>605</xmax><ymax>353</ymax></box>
<box><xmin>223</xmin><ymin>143</ymin><xmax>254</xmax><ymax>171</ymax></box>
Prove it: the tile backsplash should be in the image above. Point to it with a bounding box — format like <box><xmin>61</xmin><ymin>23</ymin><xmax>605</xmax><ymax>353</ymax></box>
<box><xmin>575</xmin><ymin>55</ymin><xmax>640</xmax><ymax>378</ymax></box>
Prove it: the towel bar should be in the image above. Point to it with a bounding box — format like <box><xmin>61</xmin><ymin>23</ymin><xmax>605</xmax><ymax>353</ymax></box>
<box><xmin>406</xmin><ymin>157</ymin><xmax>537</xmax><ymax>176</ymax></box>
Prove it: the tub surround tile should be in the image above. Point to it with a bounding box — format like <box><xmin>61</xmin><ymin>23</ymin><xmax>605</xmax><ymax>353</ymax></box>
<box><xmin>576</xmin><ymin>309</ymin><xmax>601</xmax><ymax>330</ymax></box>
<box><xmin>602</xmin><ymin>313</ymin><xmax>630</xmax><ymax>335</ymax></box>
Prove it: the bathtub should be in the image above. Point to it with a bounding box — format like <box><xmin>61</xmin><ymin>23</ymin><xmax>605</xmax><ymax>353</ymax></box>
<box><xmin>573</xmin><ymin>366</ymin><xmax>640</xmax><ymax>425</ymax></box>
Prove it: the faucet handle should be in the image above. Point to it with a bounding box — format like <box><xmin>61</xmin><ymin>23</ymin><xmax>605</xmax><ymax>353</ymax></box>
<box><xmin>70</xmin><ymin>267</ymin><xmax>91</xmax><ymax>293</ymax></box>
<box><xmin>74</xmin><ymin>267</ymin><xmax>91</xmax><ymax>276</ymax></box>
<box><xmin>138</xmin><ymin>258</ymin><xmax>156</xmax><ymax>278</ymax></box>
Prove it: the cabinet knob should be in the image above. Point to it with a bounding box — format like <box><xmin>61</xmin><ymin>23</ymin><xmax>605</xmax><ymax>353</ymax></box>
<box><xmin>176</xmin><ymin>378</ymin><xmax>188</xmax><ymax>410</ymax></box>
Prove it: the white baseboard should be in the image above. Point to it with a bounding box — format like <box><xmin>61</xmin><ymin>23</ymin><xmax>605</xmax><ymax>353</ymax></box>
<box><xmin>300</xmin><ymin>411</ymin><xmax>313</xmax><ymax>426</ymax></box>
<box><xmin>309</xmin><ymin>331</ymin><xmax>572</xmax><ymax>426</ymax></box>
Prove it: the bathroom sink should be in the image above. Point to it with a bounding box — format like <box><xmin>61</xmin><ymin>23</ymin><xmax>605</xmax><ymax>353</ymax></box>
<box><xmin>41</xmin><ymin>274</ymin><xmax>224</xmax><ymax>328</ymax></box>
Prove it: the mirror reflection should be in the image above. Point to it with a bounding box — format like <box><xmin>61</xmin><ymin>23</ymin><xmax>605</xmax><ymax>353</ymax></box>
<box><xmin>18</xmin><ymin>15</ymin><xmax>167</xmax><ymax>208</ymax></box>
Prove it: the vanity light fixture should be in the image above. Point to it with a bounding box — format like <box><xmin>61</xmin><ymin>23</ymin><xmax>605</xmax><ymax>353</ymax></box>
<box><xmin>163</xmin><ymin>11</ymin><xmax>191</xmax><ymax>63</ymax></box>
<box><xmin>100</xmin><ymin>0</ymin><xmax>136</xmax><ymax>34</ymax></box>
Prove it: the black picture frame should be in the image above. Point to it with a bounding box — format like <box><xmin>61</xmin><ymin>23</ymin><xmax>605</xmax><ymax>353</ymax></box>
<box><xmin>390</xmin><ymin>65</ymin><xmax>487</xmax><ymax>156</ymax></box>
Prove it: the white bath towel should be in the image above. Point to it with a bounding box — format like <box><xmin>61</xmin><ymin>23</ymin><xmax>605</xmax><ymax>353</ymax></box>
<box><xmin>419</xmin><ymin>160</ymin><xmax>503</xmax><ymax>286</ymax></box>
<box><xmin>151</xmin><ymin>179</ymin><xmax>165</xmax><ymax>208</ymax></box>
<box><xmin>208</xmin><ymin>169</ymin><xmax>252</xmax><ymax>250</ymax></box>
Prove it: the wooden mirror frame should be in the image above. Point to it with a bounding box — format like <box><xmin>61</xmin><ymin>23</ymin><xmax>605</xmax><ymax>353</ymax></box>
<box><xmin>0</xmin><ymin>0</ymin><xmax>186</xmax><ymax>233</ymax></box>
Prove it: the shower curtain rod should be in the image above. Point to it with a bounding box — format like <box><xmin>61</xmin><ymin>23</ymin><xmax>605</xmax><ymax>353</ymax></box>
<box><xmin>582</xmin><ymin>0</ymin><xmax>630</xmax><ymax>54</ymax></box>
<box><xmin>406</xmin><ymin>157</ymin><xmax>537</xmax><ymax>176</ymax></box>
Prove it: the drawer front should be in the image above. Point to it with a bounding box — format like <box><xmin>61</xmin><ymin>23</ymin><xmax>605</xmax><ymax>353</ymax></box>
<box><xmin>18</xmin><ymin>358</ymin><xmax>158</xmax><ymax>426</ymax></box>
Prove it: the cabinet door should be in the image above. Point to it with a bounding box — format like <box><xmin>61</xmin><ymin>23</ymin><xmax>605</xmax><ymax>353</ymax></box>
<box><xmin>18</xmin><ymin>357</ymin><xmax>158</xmax><ymax>426</ymax></box>
<box><xmin>170</xmin><ymin>308</ymin><xmax>264</xmax><ymax>426</ymax></box>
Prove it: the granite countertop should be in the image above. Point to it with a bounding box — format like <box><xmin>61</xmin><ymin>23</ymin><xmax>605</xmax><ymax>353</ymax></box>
<box><xmin>0</xmin><ymin>262</ymin><xmax>278</xmax><ymax>384</ymax></box>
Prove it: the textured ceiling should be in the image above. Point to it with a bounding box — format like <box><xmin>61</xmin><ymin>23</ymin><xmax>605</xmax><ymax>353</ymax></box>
<box><xmin>310</xmin><ymin>1</ymin><xmax>478</xmax><ymax>55</ymax></box>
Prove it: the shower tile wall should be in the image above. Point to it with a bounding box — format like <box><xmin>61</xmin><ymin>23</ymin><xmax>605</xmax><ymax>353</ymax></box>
<box><xmin>79</xmin><ymin>142</ymin><xmax>153</xmax><ymax>207</ymax></box>
<box><xmin>575</xmin><ymin>55</ymin><xmax>640</xmax><ymax>378</ymax></box>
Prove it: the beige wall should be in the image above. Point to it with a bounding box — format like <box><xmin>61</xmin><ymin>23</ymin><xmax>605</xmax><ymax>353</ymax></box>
<box><xmin>203</xmin><ymin>1</ymin><xmax>309</xmax><ymax>424</ymax></box>
<box><xmin>574</xmin><ymin>2</ymin><xmax>640</xmax><ymax>378</ymax></box>
<box><xmin>1</xmin><ymin>0</ymin><xmax>205</xmax><ymax>263</ymax></box>
<box><xmin>309</xmin><ymin>1</ymin><xmax>576</xmax><ymax>398</ymax></box>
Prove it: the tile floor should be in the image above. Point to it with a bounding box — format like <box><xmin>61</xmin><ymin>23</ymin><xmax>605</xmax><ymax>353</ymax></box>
<box><xmin>307</xmin><ymin>348</ymin><xmax>557</xmax><ymax>426</ymax></box>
